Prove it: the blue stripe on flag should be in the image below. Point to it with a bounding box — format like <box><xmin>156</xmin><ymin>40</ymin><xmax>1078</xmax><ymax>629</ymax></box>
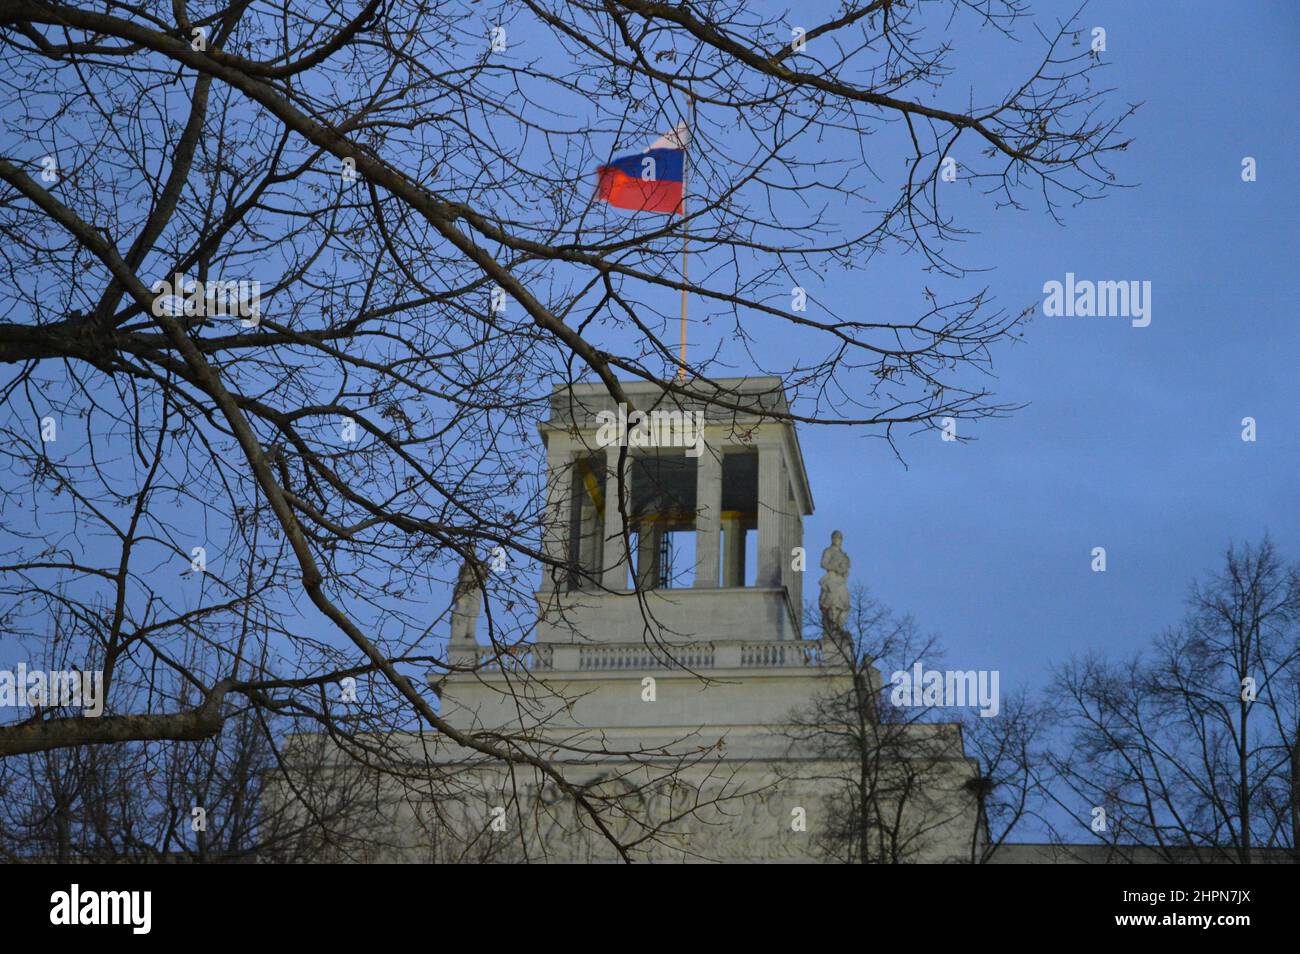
<box><xmin>603</xmin><ymin>148</ymin><xmax>684</xmax><ymax>183</ymax></box>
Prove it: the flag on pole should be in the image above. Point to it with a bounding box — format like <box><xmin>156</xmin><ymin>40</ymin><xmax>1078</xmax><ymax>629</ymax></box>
<box><xmin>595</xmin><ymin>122</ymin><xmax>689</xmax><ymax>214</ymax></box>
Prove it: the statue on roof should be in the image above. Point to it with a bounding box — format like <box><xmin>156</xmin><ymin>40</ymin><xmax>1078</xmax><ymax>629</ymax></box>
<box><xmin>450</xmin><ymin>557</ymin><xmax>484</xmax><ymax>644</ymax></box>
<box><xmin>818</xmin><ymin>530</ymin><xmax>851</xmax><ymax>645</ymax></box>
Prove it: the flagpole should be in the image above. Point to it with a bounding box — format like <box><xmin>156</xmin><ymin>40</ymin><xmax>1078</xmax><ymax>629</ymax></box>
<box><xmin>678</xmin><ymin>202</ymin><xmax>688</xmax><ymax>382</ymax></box>
<box><xmin>677</xmin><ymin>94</ymin><xmax>694</xmax><ymax>383</ymax></box>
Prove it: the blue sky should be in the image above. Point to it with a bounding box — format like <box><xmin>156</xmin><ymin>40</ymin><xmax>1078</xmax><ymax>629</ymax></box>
<box><xmin>3</xmin><ymin>0</ymin><xmax>1293</xmax><ymax>723</ymax></box>
<box><xmin>0</xmin><ymin>0</ymin><xmax>1293</xmax><ymax>857</ymax></box>
<box><xmin>787</xmin><ymin>0</ymin><xmax>1299</xmax><ymax>686</ymax></box>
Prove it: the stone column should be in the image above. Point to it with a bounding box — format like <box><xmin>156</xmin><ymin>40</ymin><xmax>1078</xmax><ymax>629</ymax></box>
<box><xmin>778</xmin><ymin>491</ymin><xmax>790</xmax><ymax>591</ymax></box>
<box><xmin>539</xmin><ymin>432</ymin><xmax>571</xmax><ymax>593</ymax></box>
<box><xmin>721</xmin><ymin>515</ymin><xmax>745</xmax><ymax>587</ymax></box>
<box><xmin>601</xmin><ymin>449</ymin><xmax>631</xmax><ymax>590</ymax></box>
<box><xmin>789</xmin><ymin>508</ymin><xmax>804</xmax><ymax>632</ymax></box>
<box><xmin>578</xmin><ymin>489</ymin><xmax>603</xmax><ymax>581</ymax></box>
<box><xmin>636</xmin><ymin>519</ymin><xmax>661</xmax><ymax>589</ymax></box>
<box><xmin>694</xmin><ymin>445</ymin><xmax>721</xmax><ymax>586</ymax></box>
<box><xmin>756</xmin><ymin>442</ymin><xmax>784</xmax><ymax>587</ymax></box>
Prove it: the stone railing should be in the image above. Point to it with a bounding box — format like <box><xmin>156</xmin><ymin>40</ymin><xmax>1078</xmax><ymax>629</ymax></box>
<box><xmin>578</xmin><ymin>643</ymin><xmax>715</xmax><ymax>672</ymax></box>
<box><xmin>464</xmin><ymin>639</ymin><xmax>831</xmax><ymax>674</ymax></box>
<box><xmin>740</xmin><ymin>641</ymin><xmax>826</xmax><ymax>668</ymax></box>
<box><xmin>475</xmin><ymin>644</ymin><xmax>553</xmax><ymax>672</ymax></box>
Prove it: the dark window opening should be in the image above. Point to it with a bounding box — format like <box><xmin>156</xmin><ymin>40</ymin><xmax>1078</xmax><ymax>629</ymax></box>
<box><xmin>629</xmin><ymin>452</ymin><xmax>697</xmax><ymax>589</ymax></box>
<box><xmin>720</xmin><ymin>451</ymin><xmax>758</xmax><ymax>587</ymax></box>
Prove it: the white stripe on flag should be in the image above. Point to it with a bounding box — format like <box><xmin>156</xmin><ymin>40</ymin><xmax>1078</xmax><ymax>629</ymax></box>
<box><xmin>649</xmin><ymin>121</ymin><xmax>689</xmax><ymax>151</ymax></box>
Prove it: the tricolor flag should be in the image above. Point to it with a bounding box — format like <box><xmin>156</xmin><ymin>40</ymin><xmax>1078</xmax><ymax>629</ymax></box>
<box><xmin>595</xmin><ymin>122</ymin><xmax>689</xmax><ymax>214</ymax></box>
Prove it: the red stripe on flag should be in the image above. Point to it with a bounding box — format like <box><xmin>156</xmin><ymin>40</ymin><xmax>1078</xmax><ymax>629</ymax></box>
<box><xmin>596</xmin><ymin>167</ymin><xmax>683</xmax><ymax>214</ymax></box>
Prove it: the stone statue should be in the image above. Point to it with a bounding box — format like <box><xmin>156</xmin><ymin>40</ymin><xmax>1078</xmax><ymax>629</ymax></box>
<box><xmin>449</xmin><ymin>558</ymin><xmax>483</xmax><ymax>644</ymax></box>
<box><xmin>818</xmin><ymin>530</ymin><xmax>851</xmax><ymax>642</ymax></box>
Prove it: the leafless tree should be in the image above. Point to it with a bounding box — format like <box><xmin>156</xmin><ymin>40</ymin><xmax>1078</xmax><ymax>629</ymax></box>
<box><xmin>0</xmin><ymin>0</ymin><xmax>1131</xmax><ymax>859</ymax></box>
<box><xmin>0</xmin><ymin>627</ymin><xmax>384</xmax><ymax>861</ymax></box>
<box><xmin>783</xmin><ymin>587</ymin><xmax>1046</xmax><ymax>862</ymax></box>
<box><xmin>1048</xmin><ymin>539</ymin><xmax>1300</xmax><ymax>863</ymax></box>
<box><xmin>956</xmin><ymin>688</ymin><xmax>1050</xmax><ymax>863</ymax></box>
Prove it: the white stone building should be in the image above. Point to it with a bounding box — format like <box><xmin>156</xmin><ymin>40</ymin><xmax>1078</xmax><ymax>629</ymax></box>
<box><xmin>281</xmin><ymin>377</ymin><xmax>985</xmax><ymax>862</ymax></box>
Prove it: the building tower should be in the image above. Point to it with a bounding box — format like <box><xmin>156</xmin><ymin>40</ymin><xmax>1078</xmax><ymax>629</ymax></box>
<box><xmin>442</xmin><ymin>378</ymin><xmax>835</xmax><ymax>719</ymax></box>
<box><xmin>432</xmin><ymin>377</ymin><xmax>979</xmax><ymax>862</ymax></box>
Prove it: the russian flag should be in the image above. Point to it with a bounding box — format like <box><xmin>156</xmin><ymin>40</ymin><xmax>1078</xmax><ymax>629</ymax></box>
<box><xmin>595</xmin><ymin>122</ymin><xmax>688</xmax><ymax>214</ymax></box>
